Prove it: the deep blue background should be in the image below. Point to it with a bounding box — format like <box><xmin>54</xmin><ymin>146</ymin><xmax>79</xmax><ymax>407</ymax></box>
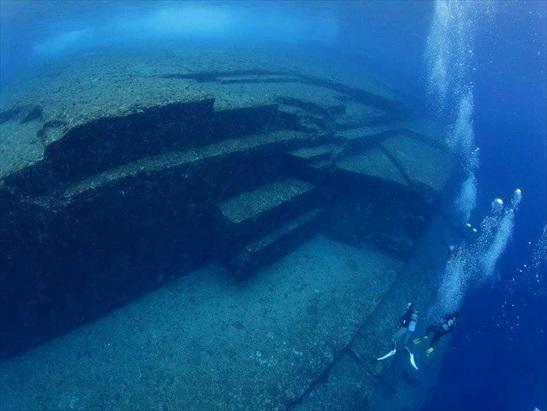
<box><xmin>421</xmin><ymin>4</ymin><xmax>547</xmax><ymax>411</ymax></box>
<box><xmin>1</xmin><ymin>2</ymin><xmax>545</xmax><ymax>410</ymax></box>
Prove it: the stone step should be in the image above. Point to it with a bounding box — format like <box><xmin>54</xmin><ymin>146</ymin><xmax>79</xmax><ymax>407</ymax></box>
<box><xmin>288</xmin><ymin>143</ymin><xmax>342</xmax><ymax>162</ymax></box>
<box><xmin>334</xmin><ymin>148</ymin><xmax>409</xmax><ymax>188</ymax></box>
<box><xmin>5</xmin><ymin>100</ymin><xmax>295</xmax><ymax>197</ymax></box>
<box><xmin>39</xmin><ymin>130</ymin><xmax>316</xmax><ymax>208</ymax></box>
<box><xmin>334</xmin><ymin>124</ymin><xmax>403</xmax><ymax>142</ymax></box>
<box><xmin>217</xmin><ymin>178</ymin><xmax>320</xmax><ymax>256</ymax></box>
<box><xmin>226</xmin><ymin>208</ymin><xmax>324</xmax><ymax>278</ymax></box>
<box><xmin>219</xmin><ymin>178</ymin><xmax>315</xmax><ymax>225</ymax></box>
<box><xmin>379</xmin><ymin>134</ymin><xmax>456</xmax><ymax>196</ymax></box>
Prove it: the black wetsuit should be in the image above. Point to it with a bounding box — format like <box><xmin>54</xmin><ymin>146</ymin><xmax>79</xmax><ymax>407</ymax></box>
<box><xmin>425</xmin><ymin>315</ymin><xmax>456</xmax><ymax>348</ymax></box>
<box><xmin>392</xmin><ymin>306</ymin><xmax>417</xmax><ymax>346</ymax></box>
<box><xmin>399</xmin><ymin>308</ymin><xmax>415</xmax><ymax>329</ymax></box>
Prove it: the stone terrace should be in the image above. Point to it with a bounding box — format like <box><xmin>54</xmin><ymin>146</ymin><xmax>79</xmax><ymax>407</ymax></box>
<box><xmin>0</xmin><ymin>46</ymin><xmax>459</xmax><ymax>409</ymax></box>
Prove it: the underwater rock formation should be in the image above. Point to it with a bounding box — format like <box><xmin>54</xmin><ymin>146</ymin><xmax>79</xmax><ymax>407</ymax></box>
<box><xmin>0</xmin><ymin>50</ymin><xmax>460</xmax><ymax>409</ymax></box>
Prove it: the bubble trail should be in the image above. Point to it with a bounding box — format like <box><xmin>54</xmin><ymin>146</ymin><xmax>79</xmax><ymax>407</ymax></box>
<box><xmin>431</xmin><ymin>189</ymin><xmax>523</xmax><ymax>317</ymax></box>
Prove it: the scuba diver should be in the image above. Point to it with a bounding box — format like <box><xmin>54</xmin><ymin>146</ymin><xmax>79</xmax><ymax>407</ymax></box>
<box><xmin>377</xmin><ymin>303</ymin><xmax>419</xmax><ymax>370</ymax></box>
<box><xmin>440</xmin><ymin>237</ymin><xmax>458</xmax><ymax>260</ymax></box>
<box><xmin>413</xmin><ymin>311</ymin><xmax>458</xmax><ymax>356</ymax></box>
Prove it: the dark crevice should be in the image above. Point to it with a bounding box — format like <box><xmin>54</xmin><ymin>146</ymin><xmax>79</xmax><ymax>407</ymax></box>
<box><xmin>0</xmin><ymin>107</ymin><xmax>21</xmax><ymax>124</ymax></box>
<box><xmin>219</xmin><ymin>77</ymin><xmax>297</xmax><ymax>85</ymax></box>
<box><xmin>378</xmin><ymin>143</ymin><xmax>440</xmax><ymax>205</ymax></box>
<box><xmin>160</xmin><ymin>69</ymin><xmax>284</xmax><ymax>82</ymax></box>
<box><xmin>285</xmin><ymin>350</ymin><xmax>340</xmax><ymax>409</ymax></box>
<box><xmin>346</xmin><ymin>346</ymin><xmax>366</xmax><ymax>366</ymax></box>
<box><xmin>0</xmin><ymin>105</ymin><xmax>43</xmax><ymax>125</ymax></box>
<box><xmin>37</xmin><ymin>120</ymin><xmax>66</xmax><ymax>138</ymax></box>
<box><xmin>379</xmin><ymin>144</ymin><xmax>442</xmax><ymax>210</ymax></box>
<box><xmin>21</xmin><ymin>105</ymin><xmax>43</xmax><ymax>124</ymax></box>
<box><xmin>378</xmin><ymin>145</ymin><xmax>416</xmax><ymax>188</ymax></box>
<box><xmin>285</xmin><ymin>316</ymin><xmax>375</xmax><ymax>409</ymax></box>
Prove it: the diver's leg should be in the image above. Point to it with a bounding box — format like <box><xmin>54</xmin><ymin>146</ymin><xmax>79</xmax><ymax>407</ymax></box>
<box><xmin>426</xmin><ymin>331</ymin><xmax>442</xmax><ymax>356</ymax></box>
<box><xmin>429</xmin><ymin>331</ymin><xmax>441</xmax><ymax>348</ymax></box>
<box><xmin>403</xmin><ymin>330</ymin><xmax>412</xmax><ymax>346</ymax></box>
<box><xmin>392</xmin><ymin>327</ymin><xmax>406</xmax><ymax>349</ymax></box>
<box><xmin>377</xmin><ymin>328</ymin><xmax>403</xmax><ymax>361</ymax></box>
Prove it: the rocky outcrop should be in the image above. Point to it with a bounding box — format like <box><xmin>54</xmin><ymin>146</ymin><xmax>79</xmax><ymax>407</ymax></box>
<box><xmin>0</xmin><ymin>57</ymin><xmax>457</xmax><ymax>370</ymax></box>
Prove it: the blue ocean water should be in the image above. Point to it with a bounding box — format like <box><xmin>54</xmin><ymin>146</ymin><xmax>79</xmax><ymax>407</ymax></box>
<box><xmin>0</xmin><ymin>1</ymin><xmax>545</xmax><ymax>410</ymax></box>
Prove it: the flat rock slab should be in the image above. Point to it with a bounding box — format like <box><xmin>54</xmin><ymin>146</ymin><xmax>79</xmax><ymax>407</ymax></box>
<box><xmin>380</xmin><ymin>135</ymin><xmax>455</xmax><ymax>194</ymax></box>
<box><xmin>336</xmin><ymin>148</ymin><xmax>409</xmax><ymax>187</ymax></box>
<box><xmin>0</xmin><ymin>235</ymin><xmax>400</xmax><ymax>410</ymax></box>
<box><xmin>334</xmin><ymin>101</ymin><xmax>387</xmax><ymax>128</ymax></box>
<box><xmin>219</xmin><ymin>178</ymin><xmax>314</xmax><ymax>224</ymax></box>
<box><xmin>289</xmin><ymin>144</ymin><xmax>340</xmax><ymax>160</ymax></box>
<box><xmin>335</xmin><ymin>124</ymin><xmax>400</xmax><ymax>141</ymax></box>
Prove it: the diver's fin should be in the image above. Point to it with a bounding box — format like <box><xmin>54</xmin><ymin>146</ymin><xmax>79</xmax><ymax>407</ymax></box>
<box><xmin>405</xmin><ymin>347</ymin><xmax>419</xmax><ymax>370</ymax></box>
<box><xmin>376</xmin><ymin>348</ymin><xmax>396</xmax><ymax>361</ymax></box>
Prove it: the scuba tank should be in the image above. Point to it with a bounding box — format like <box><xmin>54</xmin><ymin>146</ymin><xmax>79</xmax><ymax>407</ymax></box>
<box><xmin>408</xmin><ymin>312</ymin><xmax>418</xmax><ymax>332</ymax></box>
<box><xmin>441</xmin><ymin>317</ymin><xmax>455</xmax><ymax>332</ymax></box>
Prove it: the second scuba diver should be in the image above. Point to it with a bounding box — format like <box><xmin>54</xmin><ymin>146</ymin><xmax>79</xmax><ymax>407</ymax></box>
<box><xmin>413</xmin><ymin>311</ymin><xmax>458</xmax><ymax>356</ymax></box>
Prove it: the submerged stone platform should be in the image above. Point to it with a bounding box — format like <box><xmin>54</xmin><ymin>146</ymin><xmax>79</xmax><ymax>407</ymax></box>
<box><xmin>0</xmin><ymin>46</ymin><xmax>460</xmax><ymax>409</ymax></box>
